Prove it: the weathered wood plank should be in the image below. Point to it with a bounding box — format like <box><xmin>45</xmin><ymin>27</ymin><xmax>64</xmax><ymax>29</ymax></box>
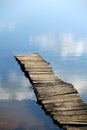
<box><xmin>29</xmin><ymin>71</ymin><xmax>53</xmax><ymax>75</ymax></box>
<box><xmin>63</xmin><ymin>126</ymin><xmax>87</xmax><ymax>130</ymax></box>
<box><xmin>54</xmin><ymin>115</ymin><xmax>87</xmax><ymax>125</ymax></box>
<box><xmin>26</xmin><ymin>68</ymin><xmax>53</xmax><ymax>72</ymax></box>
<box><xmin>35</xmin><ymin>84</ymin><xmax>77</xmax><ymax>97</ymax></box>
<box><xmin>26</xmin><ymin>65</ymin><xmax>50</xmax><ymax>69</ymax></box>
<box><xmin>44</xmin><ymin>100</ymin><xmax>87</xmax><ymax>112</ymax></box>
<box><xmin>41</xmin><ymin>93</ymin><xmax>81</xmax><ymax>103</ymax></box>
<box><xmin>20</xmin><ymin>61</ymin><xmax>49</xmax><ymax>66</ymax></box>
<box><xmin>30</xmin><ymin>75</ymin><xmax>58</xmax><ymax>81</ymax></box>
<box><xmin>15</xmin><ymin>53</ymin><xmax>87</xmax><ymax>130</ymax></box>
<box><xmin>51</xmin><ymin>109</ymin><xmax>87</xmax><ymax>116</ymax></box>
<box><xmin>15</xmin><ymin>53</ymin><xmax>48</xmax><ymax>63</ymax></box>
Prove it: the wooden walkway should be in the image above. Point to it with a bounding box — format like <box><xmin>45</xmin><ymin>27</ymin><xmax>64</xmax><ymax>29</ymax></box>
<box><xmin>15</xmin><ymin>53</ymin><xmax>87</xmax><ymax>130</ymax></box>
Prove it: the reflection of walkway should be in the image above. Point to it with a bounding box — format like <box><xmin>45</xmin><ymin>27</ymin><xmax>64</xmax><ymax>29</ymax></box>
<box><xmin>15</xmin><ymin>53</ymin><xmax>87</xmax><ymax>130</ymax></box>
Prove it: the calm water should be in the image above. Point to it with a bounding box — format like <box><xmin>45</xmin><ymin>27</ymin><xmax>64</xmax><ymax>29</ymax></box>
<box><xmin>0</xmin><ymin>0</ymin><xmax>87</xmax><ymax>129</ymax></box>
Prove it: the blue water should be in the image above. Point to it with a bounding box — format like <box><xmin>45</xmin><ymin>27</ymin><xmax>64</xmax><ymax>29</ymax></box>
<box><xmin>0</xmin><ymin>0</ymin><xmax>87</xmax><ymax>129</ymax></box>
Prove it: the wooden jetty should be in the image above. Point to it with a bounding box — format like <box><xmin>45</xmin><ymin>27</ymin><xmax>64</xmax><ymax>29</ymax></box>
<box><xmin>15</xmin><ymin>53</ymin><xmax>87</xmax><ymax>130</ymax></box>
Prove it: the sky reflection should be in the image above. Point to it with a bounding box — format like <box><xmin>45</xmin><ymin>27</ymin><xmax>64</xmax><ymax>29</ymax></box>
<box><xmin>0</xmin><ymin>100</ymin><xmax>51</xmax><ymax>130</ymax></box>
<box><xmin>0</xmin><ymin>22</ymin><xmax>15</xmax><ymax>32</ymax></box>
<box><xmin>0</xmin><ymin>71</ymin><xmax>36</xmax><ymax>101</ymax></box>
<box><xmin>29</xmin><ymin>32</ymin><xmax>87</xmax><ymax>57</ymax></box>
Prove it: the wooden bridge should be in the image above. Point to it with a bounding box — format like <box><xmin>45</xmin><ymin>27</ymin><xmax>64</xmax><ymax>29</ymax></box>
<box><xmin>15</xmin><ymin>53</ymin><xmax>87</xmax><ymax>130</ymax></box>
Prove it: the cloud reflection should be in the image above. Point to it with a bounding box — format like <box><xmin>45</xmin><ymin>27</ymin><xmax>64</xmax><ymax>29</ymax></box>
<box><xmin>57</xmin><ymin>73</ymin><xmax>87</xmax><ymax>96</ymax></box>
<box><xmin>55</xmin><ymin>69</ymin><xmax>87</xmax><ymax>102</ymax></box>
<box><xmin>8</xmin><ymin>23</ymin><xmax>15</xmax><ymax>32</ymax></box>
<box><xmin>29</xmin><ymin>32</ymin><xmax>59</xmax><ymax>53</ymax></box>
<box><xmin>60</xmin><ymin>33</ymin><xmax>86</xmax><ymax>57</ymax></box>
<box><xmin>29</xmin><ymin>32</ymin><xmax>87</xmax><ymax>57</ymax></box>
<box><xmin>63</xmin><ymin>75</ymin><xmax>87</xmax><ymax>103</ymax></box>
<box><xmin>67</xmin><ymin>76</ymin><xmax>87</xmax><ymax>95</ymax></box>
<box><xmin>0</xmin><ymin>22</ymin><xmax>15</xmax><ymax>32</ymax></box>
<box><xmin>0</xmin><ymin>23</ymin><xmax>6</xmax><ymax>31</ymax></box>
<box><xmin>0</xmin><ymin>71</ymin><xmax>36</xmax><ymax>101</ymax></box>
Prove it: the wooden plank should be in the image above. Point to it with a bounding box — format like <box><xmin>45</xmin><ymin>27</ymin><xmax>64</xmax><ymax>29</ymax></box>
<box><xmin>63</xmin><ymin>126</ymin><xmax>87</xmax><ymax>130</ymax></box>
<box><xmin>15</xmin><ymin>53</ymin><xmax>87</xmax><ymax>129</ymax></box>
<box><xmin>51</xmin><ymin>109</ymin><xmax>87</xmax><ymax>116</ymax></box>
<box><xmin>29</xmin><ymin>71</ymin><xmax>53</xmax><ymax>75</ymax></box>
<box><xmin>15</xmin><ymin>53</ymin><xmax>48</xmax><ymax>63</ymax></box>
<box><xmin>53</xmin><ymin>115</ymin><xmax>87</xmax><ymax>125</ymax></box>
<box><xmin>25</xmin><ymin>68</ymin><xmax>53</xmax><ymax>72</ymax></box>
<box><xmin>29</xmin><ymin>74</ymin><xmax>58</xmax><ymax>81</ymax></box>
<box><xmin>35</xmin><ymin>84</ymin><xmax>77</xmax><ymax>97</ymax></box>
<box><xmin>44</xmin><ymin>100</ymin><xmax>87</xmax><ymax>111</ymax></box>
<box><xmin>24</xmin><ymin>66</ymin><xmax>52</xmax><ymax>69</ymax></box>
<box><xmin>41</xmin><ymin>93</ymin><xmax>81</xmax><ymax>103</ymax></box>
<box><xmin>33</xmin><ymin>81</ymin><xmax>66</xmax><ymax>87</ymax></box>
<box><xmin>20</xmin><ymin>61</ymin><xmax>49</xmax><ymax>66</ymax></box>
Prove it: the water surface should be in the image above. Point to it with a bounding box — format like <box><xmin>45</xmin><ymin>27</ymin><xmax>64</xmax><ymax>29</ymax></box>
<box><xmin>0</xmin><ymin>0</ymin><xmax>87</xmax><ymax>129</ymax></box>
